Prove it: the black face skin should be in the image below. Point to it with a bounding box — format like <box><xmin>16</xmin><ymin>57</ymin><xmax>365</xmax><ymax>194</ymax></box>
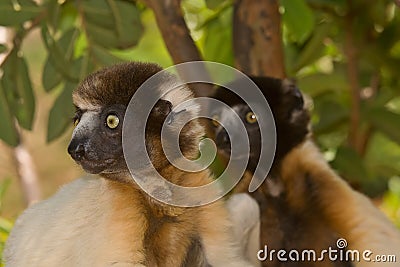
<box><xmin>212</xmin><ymin>103</ymin><xmax>262</xmax><ymax>172</ymax></box>
<box><xmin>68</xmin><ymin>100</ymin><xmax>172</xmax><ymax>176</ymax></box>
<box><xmin>210</xmin><ymin>76</ymin><xmax>310</xmax><ymax>173</ymax></box>
<box><xmin>68</xmin><ymin>104</ymin><xmax>126</xmax><ymax>174</ymax></box>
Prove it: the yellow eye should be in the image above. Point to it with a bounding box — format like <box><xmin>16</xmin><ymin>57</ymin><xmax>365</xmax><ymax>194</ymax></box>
<box><xmin>73</xmin><ymin>118</ymin><xmax>79</xmax><ymax>127</ymax></box>
<box><xmin>106</xmin><ymin>114</ymin><xmax>120</xmax><ymax>129</ymax></box>
<box><xmin>211</xmin><ymin>115</ymin><xmax>219</xmax><ymax>127</ymax></box>
<box><xmin>245</xmin><ymin>112</ymin><xmax>257</xmax><ymax>124</ymax></box>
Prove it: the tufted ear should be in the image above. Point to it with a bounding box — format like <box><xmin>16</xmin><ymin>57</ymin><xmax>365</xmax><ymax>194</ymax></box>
<box><xmin>150</xmin><ymin>99</ymin><xmax>172</xmax><ymax>121</ymax></box>
<box><xmin>281</xmin><ymin>78</ymin><xmax>304</xmax><ymax>111</ymax></box>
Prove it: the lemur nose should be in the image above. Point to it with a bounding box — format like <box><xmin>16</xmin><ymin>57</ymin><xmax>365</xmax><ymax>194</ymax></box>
<box><xmin>68</xmin><ymin>142</ymin><xmax>86</xmax><ymax>161</ymax></box>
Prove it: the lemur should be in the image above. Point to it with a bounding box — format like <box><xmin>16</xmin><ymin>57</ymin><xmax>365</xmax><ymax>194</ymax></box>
<box><xmin>4</xmin><ymin>62</ymin><xmax>254</xmax><ymax>267</ymax></box>
<box><xmin>209</xmin><ymin>76</ymin><xmax>400</xmax><ymax>267</ymax></box>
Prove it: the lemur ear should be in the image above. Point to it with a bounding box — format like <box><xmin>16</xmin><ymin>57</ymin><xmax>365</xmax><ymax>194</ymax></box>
<box><xmin>151</xmin><ymin>99</ymin><xmax>172</xmax><ymax>120</ymax></box>
<box><xmin>282</xmin><ymin>78</ymin><xmax>304</xmax><ymax>110</ymax></box>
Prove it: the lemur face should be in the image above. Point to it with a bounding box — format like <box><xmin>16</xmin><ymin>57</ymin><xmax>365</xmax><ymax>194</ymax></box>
<box><xmin>210</xmin><ymin>76</ymin><xmax>310</xmax><ymax>173</ymax></box>
<box><xmin>67</xmin><ymin>62</ymin><xmax>203</xmax><ymax>177</ymax></box>
<box><xmin>68</xmin><ymin>99</ymin><xmax>173</xmax><ymax>175</ymax></box>
<box><xmin>211</xmin><ymin>103</ymin><xmax>262</xmax><ymax>172</ymax></box>
<box><xmin>68</xmin><ymin>104</ymin><xmax>126</xmax><ymax>174</ymax></box>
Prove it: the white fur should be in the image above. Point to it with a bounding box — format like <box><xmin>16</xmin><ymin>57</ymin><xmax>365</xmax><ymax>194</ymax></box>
<box><xmin>4</xmin><ymin>177</ymin><xmax>135</xmax><ymax>267</ymax></box>
<box><xmin>158</xmin><ymin>79</ymin><xmax>200</xmax><ymax>117</ymax></box>
<box><xmin>73</xmin><ymin>111</ymin><xmax>99</xmax><ymax>136</ymax></box>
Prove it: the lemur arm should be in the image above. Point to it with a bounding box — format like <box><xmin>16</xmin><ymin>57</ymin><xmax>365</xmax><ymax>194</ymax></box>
<box><xmin>280</xmin><ymin>140</ymin><xmax>400</xmax><ymax>266</ymax></box>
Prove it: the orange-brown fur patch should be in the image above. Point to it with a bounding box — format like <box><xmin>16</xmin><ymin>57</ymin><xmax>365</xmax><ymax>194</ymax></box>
<box><xmin>105</xmin><ymin>168</ymin><xmax>243</xmax><ymax>266</ymax></box>
<box><xmin>235</xmin><ymin>139</ymin><xmax>400</xmax><ymax>267</ymax></box>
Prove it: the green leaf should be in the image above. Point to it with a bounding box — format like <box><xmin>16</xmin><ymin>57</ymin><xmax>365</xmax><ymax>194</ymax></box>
<box><xmin>368</xmin><ymin>0</ymin><xmax>387</xmax><ymax>27</ymax></box>
<box><xmin>389</xmin><ymin>177</ymin><xmax>400</xmax><ymax>196</ymax></box>
<box><xmin>85</xmin><ymin>22</ymin><xmax>120</xmax><ymax>49</ymax></box>
<box><xmin>377</xmin><ymin>22</ymin><xmax>400</xmax><ymax>53</ymax></box>
<box><xmin>0</xmin><ymin>178</ymin><xmax>11</xmax><ymax>210</ymax></box>
<box><xmin>0</xmin><ymin>83</ymin><xmax>18</xmax><ymax>146</ymax></box>
<box><xmin>0</xmin><ymin>44</ymin><xmax>7</xmax><ymax>53</ymax></box>
<box><xmin>91</xmin><ymin>45</ymin><xmax>125</xmax><ymax>66</ymax></box>
<box><xmin>331</xmin><ymin>146</ymin><xmax>369</xmax><ymax>184</ymax></box>
<box><xmin>305</xmin><ymin>0</ymin><xmax>347</xmax><ymax>11</ymax></box>
<box><xmin>202</xmin><ymin>7</ymin><xmax>234</xmax><ymax>66</ymax></box>
<box><xmin>58</xmin><ymin>27</ymin><xmax>81</xmax><ymax>59</ymax></box>
<box><xmin>111</xmin><ymin>0</ymin><xmax>143</xmax><ymax>49</ymax></box>
<box><xmin>0</xmin><ymin>0</ymin><xmax>41</xmax><ymax>26</ymax></box>
<box><xmin>0</xmin><ymin>217</ymin><xmax>13</xmax><ymax>234</ymax></box>
<box><xmin>292</xmin><ymin>23</ymin><xmax>331</xmax><ymax>72</ymax></box>
<box><xmin>205</xmin><ymin>0</ymin><xmax>227</xmax><ymax>10</ymax></box>
<box><xmin>81</xmin><ymin>0</ymin><xmax>114</xmax><ymax>29</ymax></box>
<box><xmin>313</xmin><ymin>100</ymin><xmax>348</xmax><ymax>134</ymax></box>
<box><xmin>47</xmin><ymin>82</ymin><xmax>76</xmax><ymax>142</ymax></box>
<box><xmin>366</xmin><ymin>107</ymin><xmax>400</xmax><ymax>145</ymax></box>
<box><xmin>42</xmin><ymin>56</ymin><xmax>62</xmax><ymax>92</ymax></box>
<box><xmin>70</xmin><ymin>55</ymin><xmax>91</xmax><ymax>82</ymax></box>
<box><xmin>46</xmin><ymin>0</ymin><xmax>61</xmax><ymax>30</ymax></box>
<box><xmin>281</xmin><ymin>0</ymin><xmax>315</xmax><ymax>43</ymax></box>
<box><xmin>1</xmin><ymin>51</ymin><xmax>35</xmax><ymax>130</ymax></box>
<box><xmin>41</xmin><ymin>26</ymin><xmax>80</xmax><ymax>82</ymax></box>
<box><xmin>82</xmin><ymin>0</ymin><xmax>143</xmax><ymax>49</ymax></box>
<box><xmin>111</xmin><ymin>9</ymin><xmax>172</xmax><ymax>67</ymax></box>
<box><xmin>364</xmin><ymin>133</ymin><xmax>400</xmax><ymax>185</ymax></box>
<box><xmin>297</xmin><ymin>70</ymin><xmax>348</xmax><ymax>97</ymax></box>
<box><xmin>58</xmin><ymin>1</ymin><xmax>79</xmax><ymax>32</ymax></box>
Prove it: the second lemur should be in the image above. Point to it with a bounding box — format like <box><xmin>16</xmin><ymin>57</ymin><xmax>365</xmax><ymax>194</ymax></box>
<box><xmin>210</xmin><ymin>76</ymin><xmax>400</xmax><ymax>267</ymax></box>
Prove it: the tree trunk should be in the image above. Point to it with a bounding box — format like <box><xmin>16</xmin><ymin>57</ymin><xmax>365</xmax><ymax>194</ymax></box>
<box><xmin>233</xmin><ymin>0</ymin><xmax>285</xmax><ymax>78</ymax></box>
<box><xmin>343</xmin><ymin>4</ymin><xmax>362</xmax><ymax>154</ymax></box>
<box><xmin>144</xmin><ymin>0</ymin><xmax>213</xmax><ymax>97</ymax></box>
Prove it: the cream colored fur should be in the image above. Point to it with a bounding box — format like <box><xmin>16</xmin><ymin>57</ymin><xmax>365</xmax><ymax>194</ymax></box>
<box><xmin>4</xmin><ymin>177</ymin><xmax>146</xmax><ymax>267</ymax></box>
<box><xmin>4</xmin><ymin>174</ymin><xmax>254</xmax><ymax>267</ymax></box>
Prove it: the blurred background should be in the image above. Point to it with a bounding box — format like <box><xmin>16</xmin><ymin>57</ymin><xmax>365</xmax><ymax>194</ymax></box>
<box><xmin>0</xmin><ymin>0</ymin><xmax>400</xmax><ymax>260</ymax></box>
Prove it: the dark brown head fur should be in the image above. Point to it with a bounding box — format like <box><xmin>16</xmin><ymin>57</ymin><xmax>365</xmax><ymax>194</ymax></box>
<box><xmin>73</xmin><ymin>62</ymin><xmax>163</xmax><ymax>107</ymax></box>
<box><xmin>211</xmin><ymin>76</ymin><xmax>310</xmax><ymax>173</ymax></box>
<box><xmin>68</xmin><ymin>62</ymin><xmax>203</xmax><ymax>179</ymax></box>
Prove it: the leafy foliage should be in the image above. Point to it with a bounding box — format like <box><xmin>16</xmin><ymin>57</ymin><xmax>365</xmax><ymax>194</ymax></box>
<box><xmin>0</xmin><ymin>0</ymin><xmax>143</xmax><ymax>143</ymax></box>
<box><xmin>0</xmin><ymin>0</ymin><xmax>398</xmax><ymax>261</ymax></box>
<box><xmin>0</xmin><ymin>0</ymin><xmax>399</xmax><ymax>200</ymax></box>
<box><xmin>0</xmin><ymin>83</ymin><xmax>18</xmax><ymax>146</ymax></box>
<box><xmin>281</xmin><ymin>0</ymin><xmax>315</xmax><ymax>43</ymax></box>
<box><xmin>2</xmin><ymin>50</ymin><xmax>35</xmax><ymax>130</ymax></box>
<box><xmin>381</xmin><ymin>176</ymin><xmax>400</xmax><ymax>227</ymax></box>
<box><xmin>185</xmin><ymin>0</ymin><xmax>400</xmax><ymax>196</ymax></box>
<box><xmin>0</xmin><ymin>0</ymin><xmax>41</xmax><ymax>26</ymax></box>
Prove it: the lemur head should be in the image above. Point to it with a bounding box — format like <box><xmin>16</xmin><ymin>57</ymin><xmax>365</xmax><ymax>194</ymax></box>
<box><xmin>210</xmin><ymin>76</ymin><xmax>310</xmax><ymax>173</ymax></box>
<box><xmin>68</xmin><ymin>62</ymin><xmax>203</xmax><ymax>179</ymax></box>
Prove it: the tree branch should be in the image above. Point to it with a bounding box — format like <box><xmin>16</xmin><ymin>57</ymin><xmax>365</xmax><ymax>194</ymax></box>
<box><xmin>144</xmin><ymin>0</ymin><xmax>201</xmax><ymax>63</ymax></box>
<box><xmin>13</xmin><ymin>142</ymin><xmax>41</xmax><ymax>206</ymax></box>
<box><xmin>144</xmin><ymin>0</ymin><xmax>212</xmax><ymax>97</ymax></box>
<box><xmin>233</xmin><ymin>0</ymin><xmax>285</xmax><ymax>78</ymax></box>
<box><xmin>344</xmin><ymin>8</ymin><xmax>361</xmax><ymax>153</ymax></box>
<box><xmin>358</xmin><ymin>73</ymin><xmax>380</xmax><ymax>156</ymax></box>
